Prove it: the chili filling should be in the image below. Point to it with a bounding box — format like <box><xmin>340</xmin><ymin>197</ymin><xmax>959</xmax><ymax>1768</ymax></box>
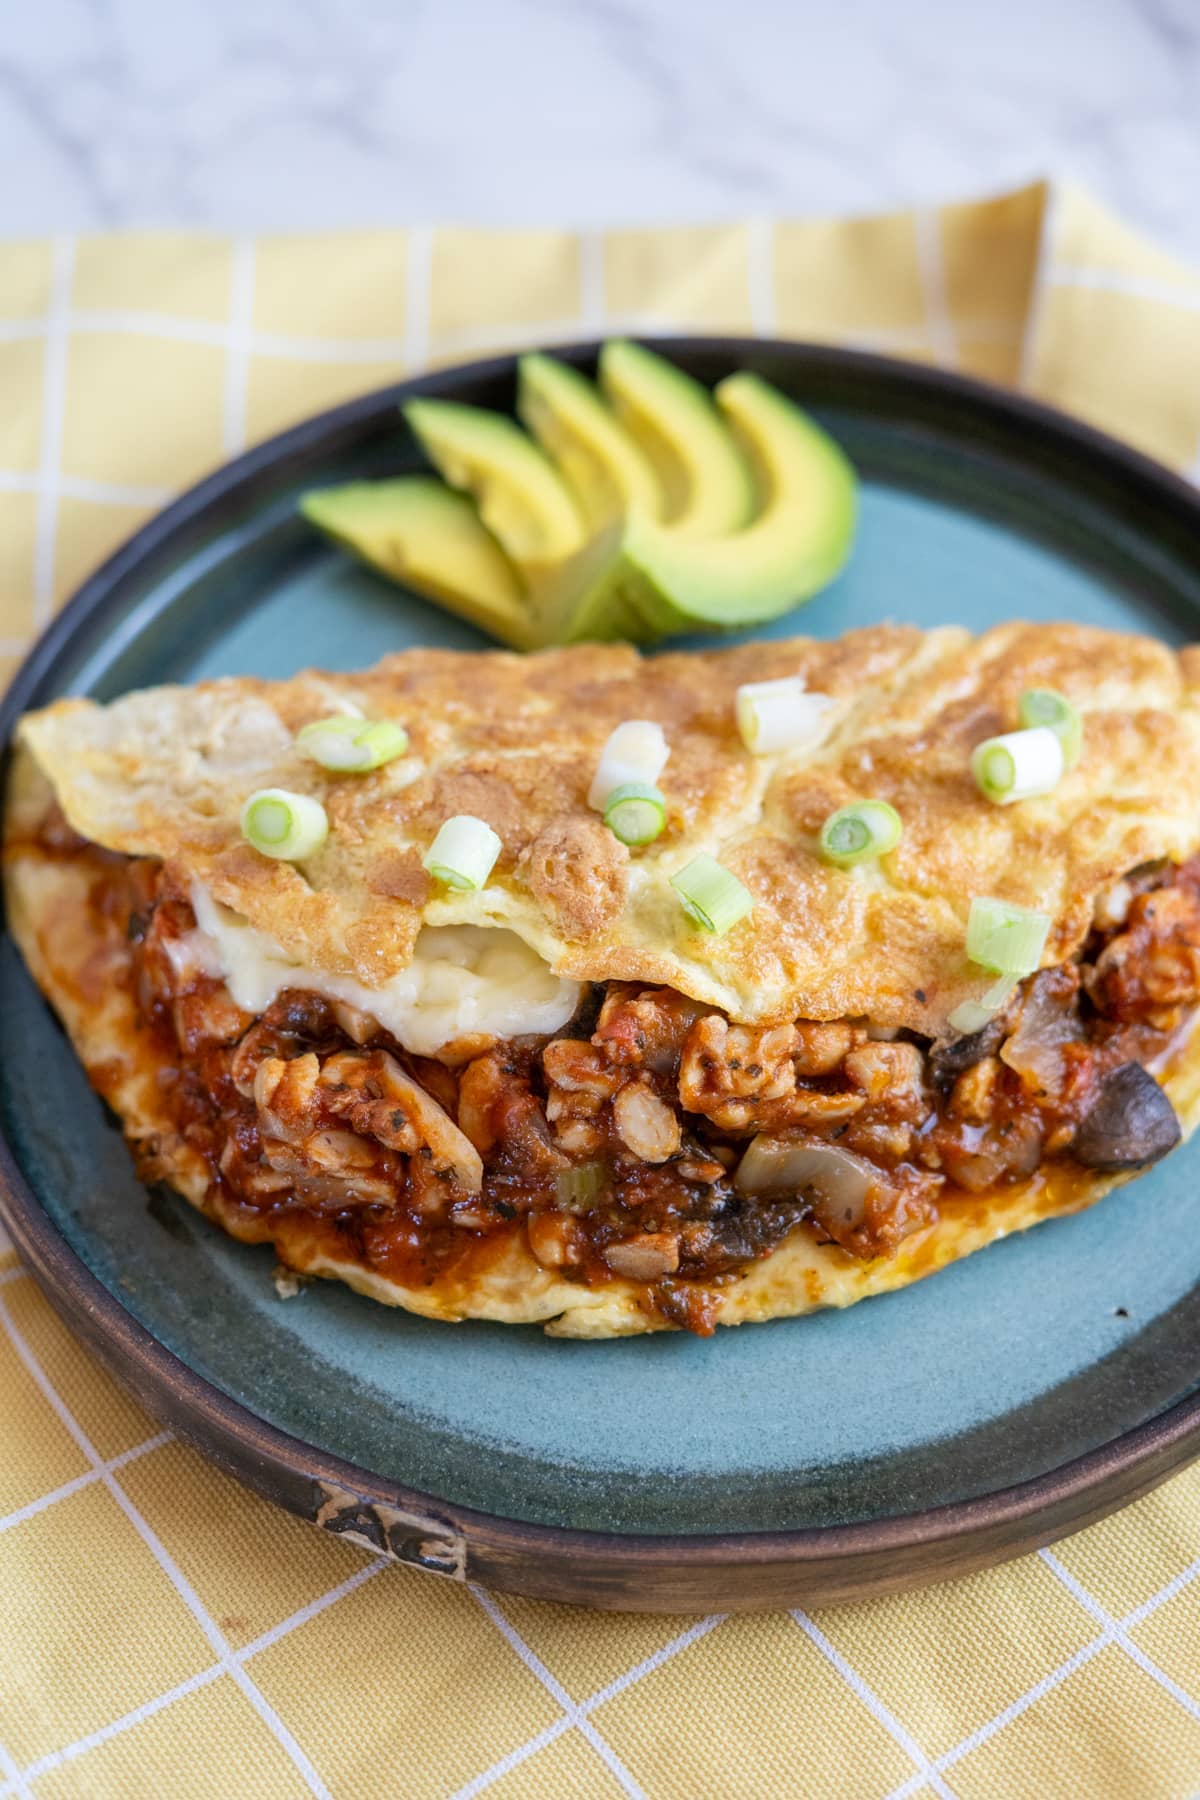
<box><xmin>41</xmin><ymin>813</ymin><xmax>1200</xmax><ymax>1334</ymax></box>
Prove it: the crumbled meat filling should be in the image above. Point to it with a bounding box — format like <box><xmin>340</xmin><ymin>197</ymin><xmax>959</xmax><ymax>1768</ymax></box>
<box><xmin>46</xmin><ymin>823</ymin><xmax>1200</xmax><ymax>1334</ymax></box>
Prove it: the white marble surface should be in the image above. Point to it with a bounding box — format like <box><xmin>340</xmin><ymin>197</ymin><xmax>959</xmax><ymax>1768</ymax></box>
<box><xmin>2</xmin><ymin>0</ymin><xmax>1199</xmax><ymax>263</ymax></box>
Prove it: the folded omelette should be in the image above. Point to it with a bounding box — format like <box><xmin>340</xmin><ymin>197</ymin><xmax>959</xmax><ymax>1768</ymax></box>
<box><xmin>6</xmin><ymin>621</ymin><xmax>1200</xmax><ymax>1337</ymax></box>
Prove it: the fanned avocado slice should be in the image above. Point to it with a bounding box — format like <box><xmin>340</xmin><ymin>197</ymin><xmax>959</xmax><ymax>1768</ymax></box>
<box><xmin>403</xmin><ymin>397</ymin><xmax>584</xmax><ymax>563</ymax></box>
<box><xmin>304</xmin><ymin>366</ymin><xmax>855</xmax><ymax>653</ymax></box>
<box><xmin>598</xmin><ymin>340</ymin><xmax>756</xmax><ymax>538</ymax></box>
<box><xmin>525</xmin><ymin>521</ymin><xmax>646</xmax><ymax>645</ymax></box>
<box><xmin>300</xmin><ymin>478</ymin><xmax>535</xmax><ymax>650</ymax></box>
<box><xmin>542</xmin><ymin>373</ymin><xmax>857</xmax><ymax>641</ymax></box>
<box><xmin>517</xmin><ymin>352</ymin><xmax>665</xmax><ymax>530</ymax></box>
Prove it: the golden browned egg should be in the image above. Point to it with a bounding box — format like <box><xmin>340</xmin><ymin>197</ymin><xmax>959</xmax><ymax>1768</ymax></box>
<box><xmin>15</xmin><ymin>623</ymin><xmax>1200</xmax><ymax>1033</ymax></box>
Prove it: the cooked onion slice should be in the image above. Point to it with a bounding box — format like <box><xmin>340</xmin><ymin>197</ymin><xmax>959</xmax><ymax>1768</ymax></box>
<box><xmin>423</xmin><ymin>814</ymin><xmax>502</xmax><ymax>890</ymax></box>
<box><xmin>588</xmin><ymin>721</ymin><xmax>668</xmax><ymax>811</ymax></box>
<box><xmin>241</xmin><ymin>788</ymin><xmax>329</xmax><ymax>861</ymax></box>
<box><xmin>735</xmin><ymin>677</ymin><xmax>833</xmax><ymax>755</ymax></box>
<box><xmin>670</xmin><ymin>854</ymin><xmax>753</xmax><ymax>935</ymax></box>
<box><xmin>1000</xmin><ymin>971</ymin><xmax>1079</xmax><ymax>1097</ymax></box>
<box><xmin>972</xmin><ymin>726</ymin><xmax>1064</xmax><ymax>804</ymax></box>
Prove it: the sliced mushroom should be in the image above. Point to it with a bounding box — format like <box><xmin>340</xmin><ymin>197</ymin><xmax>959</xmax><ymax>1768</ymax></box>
<box><xmin>734</xmin><ymin>1135</ymin><xmax>874</xmax><ymax>1233</ymax></box>
<box><xmin>1073</xmin><ymin>1062</ymin><xmax>1181</xmax><ymax>1171</ymax></box>
<box><xmin>929</xmin><ymin>1016</ymin><xmax>1006</xmax><ymax>1087</ymax></box>
<box><xmin>562</xmin><ymin>981</ymin><xmax>605</xmax><ymax>1040</ymax></box>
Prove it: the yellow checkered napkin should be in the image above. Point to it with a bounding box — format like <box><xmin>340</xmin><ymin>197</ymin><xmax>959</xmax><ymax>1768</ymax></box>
<box><xmin>3</xmin><ymin>181</ymin><xmax>1200</xmax><ymax>1798</ymax></box>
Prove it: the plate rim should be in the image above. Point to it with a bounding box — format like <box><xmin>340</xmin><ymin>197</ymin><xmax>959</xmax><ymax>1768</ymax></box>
<box><xmin>4</xmin><ymin>336</ymin><xmax>1200</xmax><ymax>1609</ymax></box>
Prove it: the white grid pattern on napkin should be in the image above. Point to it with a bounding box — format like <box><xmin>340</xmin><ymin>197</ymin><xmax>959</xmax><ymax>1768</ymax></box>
<box><xmin>3</xmin><ymin>1262</ymin><xmax>1200</xmax><ymax>1800</ymax></box>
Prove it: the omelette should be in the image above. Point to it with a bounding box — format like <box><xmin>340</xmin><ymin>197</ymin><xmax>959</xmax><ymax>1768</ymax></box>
<box><xmin>6</xmin><ymin>621</ymin><xmax>1200</xmax><ymax>1337</ymax></box>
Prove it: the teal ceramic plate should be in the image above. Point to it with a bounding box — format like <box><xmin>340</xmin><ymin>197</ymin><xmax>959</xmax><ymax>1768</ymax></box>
<box><xmin>3</xmin><ymin>342</ymin><xmax>1200</xmax><ymax>1612</ymax></box>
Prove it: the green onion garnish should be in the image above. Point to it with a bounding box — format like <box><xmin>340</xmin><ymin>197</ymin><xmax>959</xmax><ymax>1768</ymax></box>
<box><xmin>946</xmin><ymin>999</ymin><xmax>992</xmax><ymax>1036</ymax></box>
<box><xmin>735</xmin><ymin>677</ymin><xmax>833</xmax><ymax>755</ymax></box>
<box><xmin>671</xmin><ymin>854</ymin><xmax>753</xmax><ymax>935</ymax></box>
<box><xmin>297</xmin><ymin>714</ymin><xmax>408</xmax><ymax>773</ymax></box>
<box><xmin>241</xmin><ymin>788</ymin><xmax>329</xmax><ymax>861</ymax></box>
<box><xmin>947</xmin><ymin>975</ymin><xmax>1019</xmax><ymax>1036</ymax></box>
<box><xmin>972</xmin><ymin>726</ymin><xmax>1064</xmax><ymax>805</ymax></box>
<box><xmin>603</xmin><ymin>782</ymin><xmax>666</xmax><ymax>847</ymax></box>
<box><xmin>983</xmin><ymin>973</ymin><xmax>1019</xmax><ymax>1008</ymax></box>
<box><xmin>819</xmin><ymin>799</ymin><xmax>903</xmax><ymax>866</ymax></box>
<box><xmin>423</xmin><ymin>814</ymin><xmax>502</xmax><ymax>891</ymax></box>
<box><xmin>966</xmin><ymin>896</ymin><xmax>1051</xmax><ymax>976</ymax></box>
<box><xmin>588</xmin><ymin>720</ymin><xmax>669</xmax><ymax>811</ymax></box>
<box><xmin>1019</xmin><ymin>688</ymin><xmax>1083</xmax><ymax>769</ymax></box>
<box><xmin>555</xmin><ymin>1163</ymin><xmax>607</xmax><ymax>1212</ymax></box>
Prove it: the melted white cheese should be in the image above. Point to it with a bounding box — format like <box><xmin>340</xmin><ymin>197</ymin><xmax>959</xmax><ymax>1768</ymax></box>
<box><xmin>190</xmin><ymin>882</ymin><xmax>580</xmax><ymax>1057</ymax></box>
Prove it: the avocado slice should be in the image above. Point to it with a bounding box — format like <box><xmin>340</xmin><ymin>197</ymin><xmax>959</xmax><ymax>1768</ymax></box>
<box><xmin>305</xmin><ymin>367</ymin><xmax>855</xmax><ymax>653</ymax></box>
<box><xmin>403</xmin><ymin>397</ymin><xmax>585</xmax><ymax>564</ymax></box>
<box><xmin>300</xmin><ymin>478</ymin><xmax>535</xmax><ymax>650</ymax></box>
<box><xmin>542</xmin><ymin>372</ymin><xmax>857</xmax><ymax>641</ymax></box>
<box><xmin>517</xmin><ymin>353</ymin><xmax>665</xmax><ymax>530</ymax></box>
<box><xmin>599</xmin><ymin>340</ymin><xmax>756</xmax><ymax>538</ymax></box>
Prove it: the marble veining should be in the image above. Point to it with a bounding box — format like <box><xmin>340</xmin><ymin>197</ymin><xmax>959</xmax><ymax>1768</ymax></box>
<box><xmin>1</xmin><ymin>0</ymin><xmax>1198</xmax><ymax>258</ymax></box>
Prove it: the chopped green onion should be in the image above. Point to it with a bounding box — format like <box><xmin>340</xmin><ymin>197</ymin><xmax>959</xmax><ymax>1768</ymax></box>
<box><xmin>819</xmin><ymin>799</ymin><xmax>903</xmax><ymax>866</ymax></box>
<box><xmin>946</xmin><ymin>999</ymin><xmax>992</xmax><ymax>1036</ymax></box>
<box><xmin>603</xmin><ymin>781</ymin><xmax>666</xmax><ymax>847</ymax></box>
<box><xmin>241</xmin><ymin>788</ymin><xmax>329</xmax><ymax>861</ymax></box>
<box><xmin>297</xmin><ymin>714</ymin><xmax>408</xmax><ymax>772</ymax></box>
<box><xmin>946</xmin><ymin>974</ymin><xmax>1019</xmax><ymax>1036</ymax></box>
<box><xmin>735</xmin><ymin>677</ymin><xmax>834</xmax><ymax>755</ymax></box>
<box><xmin>1019</xmin><ymin>688</ymin><xmax>1083</xmax><ymax>769</ymax></box>
<box><xmin>588</xmin><ymin>720</ymin><xmax>669</xmax><ymax>811</ymax></box>
<box><xmin>555</xmin><ymin>1163</ymin><xmax>607</xmax><ymax>1212</ymax></box>
<box><xmin>671</xmin><ymin>853</ymin><xmax>754</xmax><ymax>935</ymax></box>
<box><xmin>946</xmin><ymin>999</ymin><xmax>990</xmax><ymax>1036</ymax></box>
<box><xmin>966</xmin><ymin>896</ymin><xmax>1051</xmax><ymax>976</ymax></box>
<box><xmin>423</xmin><ymin>814</ymin><xmax>502</xmax><ymax>890</ymax></box>
<box><xmin>972</xmin><ymin>726</ymin><xmax>1064</xmax><ymax>805</ymax></box>
<box><xmin>983</xmin><ymin>973</ymin><xmax>1019</xmax><ymax>1008</ymax></box>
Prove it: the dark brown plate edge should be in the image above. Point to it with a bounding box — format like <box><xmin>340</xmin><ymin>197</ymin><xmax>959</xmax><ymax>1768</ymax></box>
<box><xmin>1</xmin><ymin>338</ymin><xmax>1199</xmax><ymax>1612</ymax></box>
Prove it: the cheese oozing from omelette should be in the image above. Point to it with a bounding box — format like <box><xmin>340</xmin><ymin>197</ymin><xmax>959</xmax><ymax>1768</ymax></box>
<box><xmin>189</xmin><ymin>882</ymin><xmax>581</xmax><ymax>1056</ymax></box>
